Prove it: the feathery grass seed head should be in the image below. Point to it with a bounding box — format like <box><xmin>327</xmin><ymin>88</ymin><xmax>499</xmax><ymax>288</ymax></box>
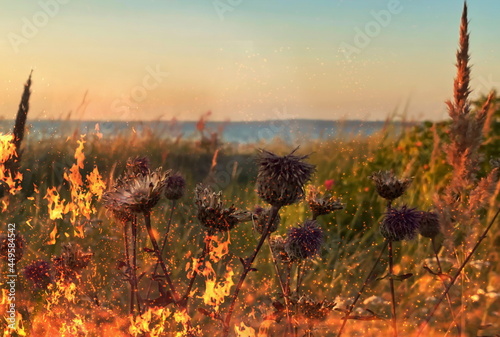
<box><xmin>256</xmin><ymin>148</ymin><xmax>315</xmax><ymax>207</ymax></box>
<box><xmin>381</xmin><ymin>205</ymin><xmax>422</xmax><ymax>241</ymax></box>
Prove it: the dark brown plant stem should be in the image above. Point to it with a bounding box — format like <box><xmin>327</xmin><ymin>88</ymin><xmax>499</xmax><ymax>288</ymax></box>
<box><xmin>337</xmin><ymin>241</ymin><xmax>388</xmax><ymax>337</ymax></box>
<box><xmin>131</xmin><ymin>217</ymin><xmax>141</xmax><ymax>314</ymax></box>
<box><xmin>388</xmin><ymin>240</ymin><xmax>398</xmax><ymax>337</ymax></box>
<box><xmin>416</xmin><ymin>208</ymin><xmax>500</xmax><ymax>337</ymax></box>
<box><xmin>145</xmin><ymin>200</ymin><xmax>177</xmax><ymax>301</ymax></box>
<box><xmin>432</xmin><ymin>237</ymin><xmax>460</xmax><ymax>337</ymax></box>
<box><xmin>267</xmin><ymin>238</ymin><xmax>293</xmax><ymax>336</ymax></box>
<box><xmin>181</xmin><ymin>233</ymin><xmax>211</xmax><ymax>306</ymax></box>
<box><xmin>222</xmin><ymin>205</ymin><xmax>280</xmax><ymax>337</ymax></box>
<box><xmin>295</xmin><ymin>261</ymin><xmax>303</xmax><ymax>296</ymax></box>
<box><xmin>122</xmin><ymin>222</ymin><xmax>134</xmax><ymax>315</ymax></box>
<box><xmin>143</xmin><ymin>210</ymin><xmax>181</xmax><ymax>303</ymax></box>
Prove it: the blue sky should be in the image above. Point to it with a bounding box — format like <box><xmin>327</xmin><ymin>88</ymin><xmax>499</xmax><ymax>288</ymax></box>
<box><xmin>1</xmin><ymin>0</ymin><xmax>499</xmax><ymax>121</ymax></box>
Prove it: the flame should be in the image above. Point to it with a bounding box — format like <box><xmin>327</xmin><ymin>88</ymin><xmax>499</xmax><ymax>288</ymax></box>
<box><xmin>235</xmin><ymin>322</ymin><xmax>256</xmax><ymax>337</ymax></box>
<box><xmin>46</xmin><ymin>223</ymin><xmax>58</xmax><ymax>245</ymax></box>
<box><xmin>44</xmin><ymin>136</ymin><xmax>106</xmax><ymax>238</ymax></box>
<box><xmin>94</xmin><ymin>123</ymin><xmax>103</xmax><ymax>139</ymax></box>
<box><xmin>0</xmin><ymin>133</ymin><xmax>23</xmax><ymax>196</ymax></box>
<box><xmin>129</xmin><ymin>307</ymin><xmax>172</xmax><ymax>337</ymax></box>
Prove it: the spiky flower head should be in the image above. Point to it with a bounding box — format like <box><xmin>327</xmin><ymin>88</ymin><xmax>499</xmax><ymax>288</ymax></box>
<box><xmin>103</xmin><ymin>167</ymin><xmax>170</xmax><ymax>214</ymax></box>
<box><xmin>297</xmin><ymin>296</ymin><xmax>336</xmax><ymax>321</ymax></box>
<box><xmin>418</xmin><ymin>211</ymin><xmax>441</xmax><ymax>239</ymax></box>
<box><xmin>269</xmin><ymin>235</ymin><xmax>291</xmax><ymax>263</ymax></box>
<box><xmin>164</xmin><ymin>173</ymin><xmax>186</xmax><ymax>200</ymax></box>
<box><xmin>381</xmin><ymin>205</ymin><xmax>422</xmax><ymax>241</ymax></box>
<box><xmin>369</xmin><ymin>171</ymin><xmax>412</xmax><ymax>201</ymax></box>
<box><xmin>126</xmin><ymin>156</ymin><xmax>150</xmax><ymax>176</ymax></box>
<box><xmin>195</xmin><ymin>184</ymin><xmax>245</xmax><ymax>233</ymax></box>
<box><xmin>307</xmin><ymin>187</ymin><xmax>344</xmax><ymax>219</ymax></box>
<box><xmin>252</xmin><ymin>206</ymin><xmax>281</xmax><ymax>234</ymax></box>
<box><xmin>52</xmin><ymin>243</ymin><xmax>93</xmax><ymax>281</ymax></box>
<box><xmin>286</xmin><ymin>220</ymin><xmax>323</xmax><ymax>260</ymax></box>
<box><xmin>256</xmin><ymin>148</ymin><xmax>315</xmax><ymax>207</ymax></box>
<box><xmin>0</xmin><ymin>233</ymin><xmax>25</xmax><ymax>263</ymax></box>
<box><xmin>24</xmin><ymin>260</ymin><xmax>52</xmax><ymax>289</ymax></box>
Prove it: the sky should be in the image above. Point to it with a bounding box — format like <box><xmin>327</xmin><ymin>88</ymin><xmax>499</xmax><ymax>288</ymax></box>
<box><xmin>0</xmin><ymin>0</ymin><xmax>499</xmax><ymax>122</ymax></box>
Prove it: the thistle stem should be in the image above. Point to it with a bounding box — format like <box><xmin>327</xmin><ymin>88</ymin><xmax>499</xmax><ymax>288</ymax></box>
<box><xmin>131</xmin><ymin>217</ymin><xmax>141</xmax><ymax>314</ymax></box>
<box><xmin>337</xmin><ymin>240</ymin><xmax>388</xmax><ymax>337</ymax></box>
<box><xmin>122</xmin><ymin>221</ymin><xmax>134</xmax><ymax>315</ymax></box>
<box><xmin>222</xmin><ymin>205</ymin><xmax>280</xmax><ymax>337</ymax></box>
<box><xmin>388</xmin><ymin>240</ymin><xmax>398</xmax><ymax>337</ymax></box>
<box><xmin>416</xmin><ymin>208</ymin><xmax>500</xmax><ymax>337</ymax></box>
<box><xmin>181</xmin><ymin>233</ymin><xmax>211</xmax><ymax>306</ymax></box>
<box><xmin>145</xmin><ymin>200</ymin><xmax>177</xmax><ymax>302</ymax></box>
<box><xmin>143</xmin><ymin>210</ymin><xmax>181</xmax><ymax>303</ymax></box>
<box><xmin>432</xmin><ymin>237</ymin><xmax>460</xmax><ymax>337</ymax></box>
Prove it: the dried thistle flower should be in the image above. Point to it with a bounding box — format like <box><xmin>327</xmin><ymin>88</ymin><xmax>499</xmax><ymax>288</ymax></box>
<box><xmin>126</xmin><ymin>156</ymin><xmax>150</xmax><ymax>176</ymax></box>
<box><xmin>24</xmin><ymin>260</ymin><xmax>51</xmax><ymax>289</ymax></box>
<box><xmin>52</xmin><ymin>243</ymin><xmax>93</xmax><ymax>281</ymax></box>
<box><xmin>103</xmin><ymin>167</ymin><xmax>170</xmax><ymax>214</ymax></box>
<box><xmin>286</xmin><ymin>220</ymin><xmax>323</xmax><ymax>260</ymax></box>
<box><xmin>297</xmin><ymin>296</ymin><xmax>336</xmax><ymax>321</ymax></box>
<box><xmin>195</xmin><ymin>184</ymin><xmax>241</xmax><ymax>233</ymax></box>
<box><xmin>307</xmin><ymin>187</ymin><xmax>344</xmax><ymax>219</ymax></box>
<box><xmin>0</xmin><ymin>233</ymin><xmax>25</xmax><ymax>263</ymax></box>
<box><xmin>164</xmin><ymin>173</ymin><xmax>186</xmax><ymax>200</ymax></box>
<box><xmin>418</xmin><ymin>211</ymin><xmax>441</xmax><ymax>239</ymax></box>
<box><xmin>252</xmin><ymin>206</ymin><xmax>281</xmax><ymax>234</ymax></box>
<box><xmin>269</xmin><ymin>235</ymin><xmax>291</xmax><ymax>263</ymax></box>
<box><xmin>256</xmin><ymin>148</ymin><xmax>315</xmax><ymax>207</ymax></box>
<box><xmin>370</xmin><ymin>171</ymin><xmax>413</xmax><ymax>201</ymax></box>
<box><xmin>381</xmin><ymin>206</ymin><xmax>422</xmax><ymax>242</ymax></box>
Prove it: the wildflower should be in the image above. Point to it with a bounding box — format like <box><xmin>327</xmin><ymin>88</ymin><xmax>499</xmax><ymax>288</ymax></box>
<box><xmin>126</xmin><ymin>156</ymin><xmax>150</xmax><ymax>176</ymax></box>
<box><xmin>324</xmin><ymin>179</ymin><xmax>335</xmax><ymax>190</ymax></box>
<box><xmin>297</xmin><ymin>296</ymin><xmax>335</xmax><ymax>321</ymax></box>
<box><xmin>195</xmin><ymin>184</ymin><xmax>242</xmax><ymax>233</ymax></box>
<box><xmin>256</xmin><ymin>148</ymin><xmax>315</xmax><ymax>207</ymax></box>
<box><xmin>24</xmin><ymin>260</ymin><xmax>52</xmax><ymax>289</ymax></box>
<box><xmin>269</xmin><ymin>235</ymin><xmax>291</xmax><ymax>263</ymax></box>
<box><xmin>369</xmin><ymin>171</ymin><xmax>412</xmax><ymax>201</ymax></box>
<box><xmin>0</xmin><ymin>233</ymin><xmax>25</xmax><ymax>263</ymax></box>
<box><xmin>418</xmin><ymin>211</ymin><xmax>441</xmax><ymax>239</ymax></box>
<box><xmin>164</xmin><ymin>173</ymin><xmax>186</xmax><ymax>200</ymax></box>
<box><xmin>381</xmin><ymin>205</ymin><xmax>422</xmax><ymax>241</ymax></box>
<box><xmin>252</xmin><ymin>206</ymin><xmax>281</xmax><ymax>234</ymax></box>
<box><xmin>307</xmin><ymin>187</ymin><xmax>344</xmax><ymax>219</ymax></box>
<box><xmin>52</xmin><ymin>243</ymin><xmax>93</xmax><ymax>281</ymax></box>
<box><xmin>103</xmin><ymin>167</ymin><xmax>170</xmax><ymax>214</ymax></box>
<box><xmin>285</xmin><ymin>220</ymin><xmax>323</xmax><ymax>260</ymax></box>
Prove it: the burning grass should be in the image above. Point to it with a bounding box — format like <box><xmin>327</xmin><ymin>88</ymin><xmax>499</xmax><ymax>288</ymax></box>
<box><xmin>1</xmin><ymin>3</ymin><xmax>500</xmax><ymax>337</ymax></box>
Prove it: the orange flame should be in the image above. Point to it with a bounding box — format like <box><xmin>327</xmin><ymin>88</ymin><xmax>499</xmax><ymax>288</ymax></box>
<box><xmin>234</xmin><ymin>322</ymin><xmax>256</xmax><ymax>337</ymax></box>
<box><xmin>0</xmin><ymin>133</ymin><xmax>23</xmax><ymax>196</ymax></box>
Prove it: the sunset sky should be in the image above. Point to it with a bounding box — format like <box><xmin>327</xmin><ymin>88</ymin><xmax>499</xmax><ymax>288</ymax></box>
<box><xmin>1</xmin><ymin>0</ymin><xmax>499</xmax><ymax>121</ymax></box>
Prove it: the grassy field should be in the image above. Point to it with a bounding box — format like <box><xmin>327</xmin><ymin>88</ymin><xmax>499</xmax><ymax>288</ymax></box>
<box><xmin>1</xmin><ymin>4</ymin><xmax>500</xmax><ymax>337</ymax></box>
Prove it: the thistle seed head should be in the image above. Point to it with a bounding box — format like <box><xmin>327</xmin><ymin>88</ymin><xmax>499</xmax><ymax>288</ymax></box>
<box><xmin>52</xmin><ymin>243</ymin><xmax>93</xmax><ymax>281</ymax></box>
<box><xmin>126</xmin><ymin>156</ymin><xmax>150</xmax><ymax>176</ymax></box>
<box><xmin>381</xmin><ymin>205</ymin><xmax>422</xmax><ymax>241</ymax></box>
<box><xmin>285</xmin><ymin>220</ymin><xmax>323</xmax><ymax>260</ymax></box>
<box><xmin>24</xmin><ymin>260</ymin><xmax>52</xmax><ymax>289</ymax></box>
<box><xmin>252</xmin><ymin>206</ymin><xmax>281</xmax><ymax>234</ymax></box>
<box><xmin>103</xmin><ymin>167</ymin><xmax>170</xmax><ymax>214</ymax></box>
<box><xmin>164</xmin><ymin>173</ymin><xmax>186</xmax><ymax>200</ymax></box>
<box><xmin>297</xmin><ymin>296</ymin><xmax>336</xmax><ymax>321</ymax></box>
<box><xmin>418</xmin><ymin>211</ymin><xmax>441</xmax><ymax>239</ymax></box>
<box><xmin>195</xmin><ymin>184</ymin><xmax>241</xmax><ymax>233</ymax></box>
<box><xmin>307</xmin><ymin>187</ymin><xmax>344</xmax><ymax>219</ymax></box>
<box><xmin>256</xmin><ymin>148</ymin><xmax>315</xmax><ymax>207</ymax></box>
<box><xmin>369</xmin><ymin>170</ymin><xmax>412</xmax><ymax>201</ymax></box>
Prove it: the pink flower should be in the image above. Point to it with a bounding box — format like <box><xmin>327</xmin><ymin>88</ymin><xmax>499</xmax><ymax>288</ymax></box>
<box><xmin>324</xmin><ymin>179</ymin><xmax>335</xmax><ymax>190</ymax></box>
